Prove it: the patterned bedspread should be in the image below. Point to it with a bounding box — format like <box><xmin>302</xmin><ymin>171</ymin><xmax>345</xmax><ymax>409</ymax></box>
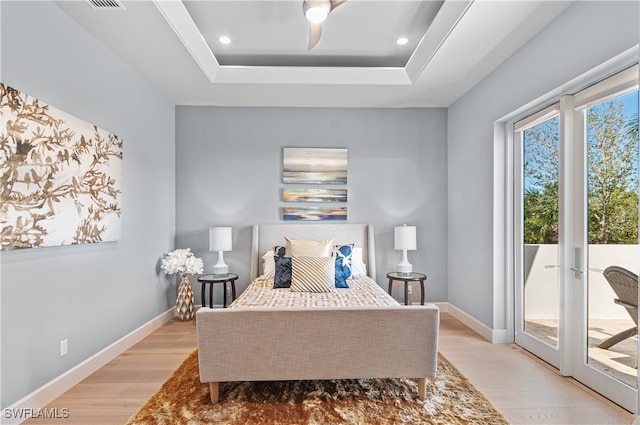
<box><xmin>229</xmin><ymin>274</ymin><xmax>400</xmax><ymax>308</ymax></box>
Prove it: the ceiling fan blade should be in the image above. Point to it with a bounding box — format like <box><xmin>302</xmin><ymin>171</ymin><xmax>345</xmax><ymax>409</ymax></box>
<box><xmin>308</xmin><ymin>22</ymin><xmax>322</xmax><ymax>50</ymax></box>
<box><xmin>329</xmin><ymin>0</ymin><xmax>347</xmax><ymax>12</ymax></box>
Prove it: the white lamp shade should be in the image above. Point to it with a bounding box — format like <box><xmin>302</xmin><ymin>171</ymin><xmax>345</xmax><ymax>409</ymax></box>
<box><xmin>209</xmin><ymin>227</ymin><xmax>232</xmax><ymax>252</ymax></box>
<box><xmin>394</xmin><ymin>225</ymin><xmax>416</xmax><ymax>251</ymax></box>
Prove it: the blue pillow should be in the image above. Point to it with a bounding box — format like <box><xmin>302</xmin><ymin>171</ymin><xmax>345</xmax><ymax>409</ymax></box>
<box><xmin>333</xmin><ymin>244</ymin><xmax>354</xmax><ymax>288</ymax></box>
<box><xmin>273</xmin><ymin>255</ymin><xmax>292</xmax><ymax>288</ymax></box>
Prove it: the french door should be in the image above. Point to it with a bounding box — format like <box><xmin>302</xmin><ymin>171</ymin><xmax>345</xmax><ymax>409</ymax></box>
<box><xmin>515</xmin><ymin>65</ymin><xmax>639</xmax><ymax>411</ymax></box>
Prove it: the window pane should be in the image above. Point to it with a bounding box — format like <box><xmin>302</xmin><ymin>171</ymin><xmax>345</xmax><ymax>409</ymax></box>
<box><xmin>586</xmin><ymin>89</ymin><xmax>638</xmax><ymax>388</ymax></box>
<box><xmin>522</xmin><ymin>116</ymin><xmax>560</xmax><ymax>347</ymax></box>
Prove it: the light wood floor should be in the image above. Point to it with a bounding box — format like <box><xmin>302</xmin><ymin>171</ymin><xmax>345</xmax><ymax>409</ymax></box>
<box><xmin>526</xmin><ymin>318</ymin><xmax>638</xmax><ymax>387</ymax></box>
<box><xmin>22</xmin><ymin>313</ymin><xmax>634</xmax><ymax>425</ymax></box>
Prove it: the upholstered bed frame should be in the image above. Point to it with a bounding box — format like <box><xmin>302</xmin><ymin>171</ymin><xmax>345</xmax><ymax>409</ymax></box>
<box><xmin>196</xmin><ymin>223</ymin><xmax>440</xmax><ymax>404</ymax></box>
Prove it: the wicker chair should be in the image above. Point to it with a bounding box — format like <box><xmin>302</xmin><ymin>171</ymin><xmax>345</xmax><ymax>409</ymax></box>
<box><xmin>597</xmin><ymin>266</ymin><xmax>638</xmax><ymax>350</ymax></box>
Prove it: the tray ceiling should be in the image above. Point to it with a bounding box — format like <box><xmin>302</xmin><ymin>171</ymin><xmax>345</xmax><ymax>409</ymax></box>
<box><xmin>55</xmin><ymin>0</ymin><xmax>573</xmax><ymax>107</ymax></box>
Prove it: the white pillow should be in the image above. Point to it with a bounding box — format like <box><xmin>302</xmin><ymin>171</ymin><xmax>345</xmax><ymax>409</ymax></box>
<box><xmin>262</xmin><ymin>250</ymin><xmax>275</xmax><ymax>275</ymax></box>
<box><xmin>285</xmin><ymin>237</ymin><xmax>334</xmax><ymax>257</ymax></box>
<box><xmin>351</xmin><ymin>247</ymin><xmax>367</xmax><ymax>276</ymax></box>
<box><xmin>290</xmin><ymin>256</ymin><xmax>335</xmax><ymax>293</ymax></box>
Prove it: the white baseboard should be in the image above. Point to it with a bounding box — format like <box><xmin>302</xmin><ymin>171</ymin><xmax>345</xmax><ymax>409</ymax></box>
<box><xmin>433</xmin><ymin>302</ymin><xmax>509</xmax><ymax>343</ymax></box>
<box><xmin>3</xmin><ymin>308</ymin><xmax>175</xmax><ymax>425</ymax></box>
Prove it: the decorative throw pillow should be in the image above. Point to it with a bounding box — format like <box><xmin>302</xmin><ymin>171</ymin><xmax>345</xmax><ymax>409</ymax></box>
<box><xmin>333</xmin><ymin>244</ymin><xmax>354</xmax><ymax>288</ymax></box>
<box><xmin>351</xmin><ymin>247</ymin><xmax>367</xmax><ymax>277</ymax></box>
<box><xmin>290</xmin><ymin>256</ymin><xmax>335</xmax><ymax>293</ymax></box>
<box><xmin>262</xmin><ymin>250</ymin><xmax>276</xmax><ymax>275</ymax></box>
<box><xmin>263</xmin><ymin>245</ymin><xmax>286</xmax><ymax>276</ymax></box>
<box><xmin>274</xmin><ymin>245</ymin><xmax>286</xmax><ymax>257</ymax></box>
<box><xmin>273</xmin><ymin>255</ymin><xmax>292</xmax><ymax>288</ymax></box>
<box><xmin>285</xmin><ymin>237</ymin><xmax>334</xmax><ymax>257</ymax></box>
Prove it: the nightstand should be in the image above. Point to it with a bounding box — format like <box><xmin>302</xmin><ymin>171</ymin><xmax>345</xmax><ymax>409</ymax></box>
<box><xmin>197</xmin><ymin>273</ymin><xmax>238</xmax><ymax>308</ymax></box>
<box><xmin>386</xmin><ymin>272</ymin><xmax>427</xmax><ymax>305</ymax></box>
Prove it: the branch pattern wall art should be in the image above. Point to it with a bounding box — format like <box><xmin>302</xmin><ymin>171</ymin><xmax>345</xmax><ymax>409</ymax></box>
<box><xmin>0</xmin><ymin>83</ymin><xmax>123</xmax><ymax>250</ymax></box>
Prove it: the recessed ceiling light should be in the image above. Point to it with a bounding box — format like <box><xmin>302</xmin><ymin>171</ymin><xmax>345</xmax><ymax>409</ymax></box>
<box><xmin>397</xmin><ymin>37</ymin><xmax>409</xmax><ymax>46</ymax></box>
<box><xmin>219</xmin><ymin>36</ymin><xmax>231</xmax><ymax>45</ymax></box>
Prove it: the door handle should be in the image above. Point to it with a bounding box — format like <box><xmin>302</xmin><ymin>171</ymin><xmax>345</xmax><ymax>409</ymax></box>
<box><xmin>571</xmin><ymin>247</ymin><xmax>584</xmax><ymax>275</ymax></box>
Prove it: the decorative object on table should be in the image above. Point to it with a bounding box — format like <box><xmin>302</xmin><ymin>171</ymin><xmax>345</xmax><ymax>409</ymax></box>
<box><xmin>124</xmin><ymin>349</ymin><xmax>510</xmax><ymax>425</ymax></box>
<box><xmin>283</xmin><ymin>206</ymin><xmax>347</xmax><ymax>221</ymax></box>
<box><xmin>394</xmin><ymin>224</ymin><xmax>416</xmax><ymax>275</ymax></box>
<box><xmin>0</xmin><ymin>83</ymin><xmax>123</xmax><ymax>251</ymax></box>
<box><xmin>160</xmin><ymin>248</ymin><xmax>204</xmax><ymax>321</ymax></box>
<box><xmin>282</xmin><ymin>147</ymin><xmax>347</xmax><ymax>184</ymax></box>
<box><xmin>209</xmin><ymin>227</ymin><xmax>232</xmax><ymax>275</ymax></box>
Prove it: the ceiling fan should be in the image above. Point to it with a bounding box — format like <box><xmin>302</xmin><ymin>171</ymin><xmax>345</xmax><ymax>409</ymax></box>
<box><xmin>302</xmin><ymin>0</ymin><xmax>348</xmax><ymax>50</ymax></box>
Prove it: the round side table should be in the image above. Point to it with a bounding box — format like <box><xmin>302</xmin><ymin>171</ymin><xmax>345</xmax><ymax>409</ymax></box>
<box><xmin>386</xmin><ymin>272</ymin><xmax>427</xmax><ymax>305</ymax></box>
<box><xmin>197</xmin><ymin>273</ymin><xmax>238</xmax><ymax>308</ymax></box>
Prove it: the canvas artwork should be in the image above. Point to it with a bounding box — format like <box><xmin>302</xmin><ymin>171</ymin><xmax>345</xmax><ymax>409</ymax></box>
<box><xmin>0</xmin><ymin>83</ymin><xmax>123</xmax><ymax>251</ymax></box>
<box><xmin>283</xmin><ymin>188</ymin><xmax>347</xmax><ymax>203</ymax></box>
<box><xmin>283</xmin><ymin>148</ymin><xmax>347</xmax><ymax>184</ymax></box>
<box><xmin>283</xmin><ymin>206</ymin><xmax>347</xmax><ymax>221</ymax></box>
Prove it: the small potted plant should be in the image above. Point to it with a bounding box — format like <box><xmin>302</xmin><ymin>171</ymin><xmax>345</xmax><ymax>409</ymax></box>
<box><xmin>161</xmin><ymin>248</ymin><xmax>204</xmax><ymax>321</ymax></box>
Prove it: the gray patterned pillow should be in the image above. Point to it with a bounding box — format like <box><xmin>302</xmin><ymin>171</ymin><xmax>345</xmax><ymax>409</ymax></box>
<box><xmin>290</xmin><ymin>256</ymin><xmax>335</xmax><ymax>293</ymax></box>
<box><xmin>273</xmin><ymin>255</ymin><xmax>292</xmax><ymax>288</ymax></box>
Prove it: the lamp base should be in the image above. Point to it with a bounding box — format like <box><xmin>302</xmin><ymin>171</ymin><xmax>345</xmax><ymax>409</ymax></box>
<box><xmin>397</xmin><ymin>249</ymin><xmax>413</xmax><ymax>276</ymax></box>
<box><xmin>213</xmin><ymin>264</ymin><xmax>229</xmax><ymax>275</ymax></box>
<box><xmin>213</xmin><ymin>250</ymin><xmax>229</xmax><ymax>275</ymax></box>
<box><xmin>396</xmin><ymin>263</ymin><xmax>413</xmax><ymax>277</ymax></box>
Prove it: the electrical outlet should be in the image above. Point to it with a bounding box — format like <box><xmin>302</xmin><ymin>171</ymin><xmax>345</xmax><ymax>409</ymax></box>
<box><xmin>407</xmin><ymin>285</ymin><xmax>413</xmax><ymax>295</ymax></box>
<box><xmin>60</xmin><ymin>339</ymin><xmax>68</xmax><ymax>357</ymax></box>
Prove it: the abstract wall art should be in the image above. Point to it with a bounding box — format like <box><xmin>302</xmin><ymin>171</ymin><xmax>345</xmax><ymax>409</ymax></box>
<box><xmin>283</xmin><ymin>206</ymin><xmax>347</xmax><ymax>221</ymax></box>
<box><xmin>283</xmin><ymin>188</ymin><xmax>347</xmax><ymax>203</ymax></box>
<box><xmin>0</xmin><ymin>83</ymin><xmax>123</xmax><ymax>250</ymax></box>
<box><xmin>283</xmin><ymin>148</ymin><xmax>347</xmax><ymax>184</ymax></box>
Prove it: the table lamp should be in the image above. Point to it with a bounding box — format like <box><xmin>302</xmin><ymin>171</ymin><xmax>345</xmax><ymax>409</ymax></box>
<box><xmin>394</xmin><ymin>224</ymin><xmax>416</xmax><ymax>276</ymax></box>
<box><xmin>209</xmin><ymin>227</ymin><xmax>232</xmax><ymax>275</ymax></box>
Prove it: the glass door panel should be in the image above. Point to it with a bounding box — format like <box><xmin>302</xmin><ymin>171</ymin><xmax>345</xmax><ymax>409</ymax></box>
<box><xmin>585</xmin><ymin>90</ymin><xmax>638</xmax><ymax>389</ymax></box>
<box><xmin>515</xmin><ymin>66</ymin><xmax>638</xmax><ymax>412</ymax></box>
<box><xmin>522</xmin><ymin>116</ymin><xmax>560</xmax><ymax>349</ymax></box>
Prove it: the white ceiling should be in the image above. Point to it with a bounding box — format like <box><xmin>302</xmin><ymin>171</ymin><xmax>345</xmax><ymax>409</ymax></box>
<box><xmin>55</xmin><ymin>0</ymin><xmax>573</xmax><ymax>108</ymax></box>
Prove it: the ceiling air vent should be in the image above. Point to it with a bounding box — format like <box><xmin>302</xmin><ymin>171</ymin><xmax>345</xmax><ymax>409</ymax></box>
<box><xmin>86</xmin><ymin>0</ymin><xmax>125</xmax><ymax>9</ymax></box>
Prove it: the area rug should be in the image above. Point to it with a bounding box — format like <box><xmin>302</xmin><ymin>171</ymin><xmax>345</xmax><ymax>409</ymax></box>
<box><xmin>125</xmin><ymin>349</ymin><xmax>509</xmax><ymax>425</ymax></box>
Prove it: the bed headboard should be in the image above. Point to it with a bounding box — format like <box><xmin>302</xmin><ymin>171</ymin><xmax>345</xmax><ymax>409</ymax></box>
<box><xmin>251</xmin><ymin>223</ymin><xmax>376</xmax><ymax>281</ymax></box>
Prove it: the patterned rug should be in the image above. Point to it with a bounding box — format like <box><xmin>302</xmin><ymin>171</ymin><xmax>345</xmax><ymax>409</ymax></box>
<box><xmin>125</xmin><ymin>349</ymin><xmax>509</xmax><ymax>425</ymax></box>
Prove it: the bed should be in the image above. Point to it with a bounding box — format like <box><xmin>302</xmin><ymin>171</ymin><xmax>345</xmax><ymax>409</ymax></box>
<box><xmin>196</xmin><ymin>223</ymin><xmax>440</xmax><ymax>404</ymax></box>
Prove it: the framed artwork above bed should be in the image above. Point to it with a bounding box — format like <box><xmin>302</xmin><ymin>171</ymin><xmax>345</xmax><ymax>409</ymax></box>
<box><xmin>281</xmin><ymin>148</ymin><xmax>348</xmax><ymax>221</ymax></box>
<box><xmin>282</xmin><ymin>148</ymin><xmax>347</xmax><ymax>184</ymax></box>
<box><xmin>282</xmin><ymin>188</ymin><xmax>347</xmax><ymax>203</ymax></box>
<box><xmin>283</xmin><ymin>206</ymin><xmax>347</xmax><ymax>221</ymax></box>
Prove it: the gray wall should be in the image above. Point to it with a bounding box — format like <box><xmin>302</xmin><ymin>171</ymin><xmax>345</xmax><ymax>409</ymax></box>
<box><xmin>447</xmin><ymin>0</ymin><xmax>640</xmax><ymax>328</ymax></box>
<box><xmin>175</xmin><ymin>106</ymin><xmax>448</xmax><ymax>305</ymax></box>
<box><xmin>1</xmin><ymin>1</ymin><xmax>176</xmax><ymax>408</ymax></box>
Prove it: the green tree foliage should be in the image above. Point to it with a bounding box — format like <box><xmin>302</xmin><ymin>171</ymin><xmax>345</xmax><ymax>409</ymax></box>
<box><xmin>587</xmin><ymin>101</ymin><xmax>638</xmax><ymax>244</ymax></box>
<box><xmin>523</xmin><ymin>95</ymin><xmax>638</xmax><ymax>245</ymax></box>
<box><xmin>523</xmin><ymin>117</ymin><xmax>560</xmax><ymax>244</ymax></box>
<box><xmin>626</xmin><ymin>112</ymin><xmax>638</xmax><ymax>142</ymax></box>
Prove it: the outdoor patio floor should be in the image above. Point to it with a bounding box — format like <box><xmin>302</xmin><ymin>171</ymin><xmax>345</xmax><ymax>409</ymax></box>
<box><xmin>525</xmin><ymin>319</ymin><xmax>637</xmax><ymax>388</ymax></box>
